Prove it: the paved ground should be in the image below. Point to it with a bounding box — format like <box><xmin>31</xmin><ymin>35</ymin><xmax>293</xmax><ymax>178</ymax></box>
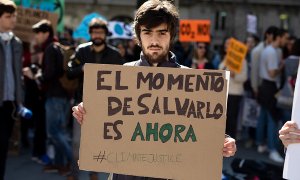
<box><xmin>5</xmin><ymin>140</ymin><xmax>284</xmax><ymax>180</ymax></box>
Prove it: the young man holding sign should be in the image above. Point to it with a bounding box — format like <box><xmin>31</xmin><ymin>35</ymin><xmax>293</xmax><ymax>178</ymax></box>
<box><xmin>72</xmin><ymin>0</ymin><xmax>236</xmax><ymax>179</ymax></box>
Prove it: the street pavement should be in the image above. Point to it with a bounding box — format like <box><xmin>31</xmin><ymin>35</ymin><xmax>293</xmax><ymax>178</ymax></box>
<box><xmin>5</xmin><ymin>140</ymin><xmax>284</xmax><ymax>180</ymax></box>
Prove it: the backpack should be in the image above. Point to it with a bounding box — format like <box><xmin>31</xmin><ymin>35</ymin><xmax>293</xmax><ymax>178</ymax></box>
<box><xmin>54</xmin><ymin>42</ymin><xmax>79</xmax><ymax>96</ymax></box>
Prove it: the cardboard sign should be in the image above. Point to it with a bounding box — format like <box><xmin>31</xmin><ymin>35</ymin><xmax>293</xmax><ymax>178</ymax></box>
<box><xmin>179</xmin><ymin>20</ymin><xmax>210</xmax><ymax>42</ymax></box>
<box><xmin>16</xmin><ymin>0</ymin><xmax>65</xmax><ymax>32</ymax></box>
<box><xmin>14</xmin><ymin>7</ymin><xmax>58</xmax><ymax>42</ymax></box>
<box><xmin>224</xmin><ymin>38</ymin><xmax>248</xmax><ymax>73</ymax></box>
<box><xmin>80</xmin><ymin>64</ymin><xmax>229</xmax><ymax>180</ymax></box>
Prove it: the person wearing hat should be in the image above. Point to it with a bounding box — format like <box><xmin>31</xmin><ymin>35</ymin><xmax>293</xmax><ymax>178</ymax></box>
<box><xmin>23</xmin><ymin>19</ymin><xmax>75</xmax><ymax>176</ymax></box>
<box><xmin>0</xmin><ymin>1</ymin><xmax>23</xmax><ymax>179</ymax></box>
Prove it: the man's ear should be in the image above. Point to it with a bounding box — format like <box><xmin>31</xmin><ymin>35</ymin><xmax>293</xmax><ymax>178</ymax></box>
<box><xmin>136</xmin><ymin>38</ymin><xmax>141</xmax><ymax>46</ymax></box>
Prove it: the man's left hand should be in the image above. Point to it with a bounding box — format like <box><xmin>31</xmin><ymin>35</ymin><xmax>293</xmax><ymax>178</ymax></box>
<box><xmin>223</xmin><ymin>137</ymin><xmax>236</xmax><ymax>157</ymax></box>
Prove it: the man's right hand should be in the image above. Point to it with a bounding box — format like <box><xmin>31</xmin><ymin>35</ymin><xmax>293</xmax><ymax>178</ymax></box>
<box><xmin>279</xmin><ymin>121</ymin><xmax>300</xmax><ymax>148</ymax></box>
<box><xmin>72</xmin><ymin>102</ymin><xmax>86</xmax><ymax>125</ymax></box>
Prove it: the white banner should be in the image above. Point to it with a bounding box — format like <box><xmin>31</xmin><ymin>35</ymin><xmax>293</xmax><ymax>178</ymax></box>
<box><xmin>108</xmin><ymin>21</ymin><xmax>133</xmax><ymax>39</ymax></box>
<box><xmin>283</xmin><ymin>61</ymin><xmax>300</xmax><ymax>180</ymax></box>
<box><xmin>247</xmin><ymin>14</ymin><xmax>257</xmax><ymax>34</ymax></box>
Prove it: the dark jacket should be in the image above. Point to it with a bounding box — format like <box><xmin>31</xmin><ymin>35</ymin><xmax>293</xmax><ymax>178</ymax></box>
<box><xmin>0</xmin><ymin>35</ymin><xmax>23</xmax><ymax>106</ymax></box>
<box><xmin>113</xmin><ymin>51</ymin><xmax>181</xmax><ymax>180</ymax></box>
<box><xmin>39</xmin><ymin>42</ymin><xmax>67</xmax><ymax>98</ymax></box>
<box><xmin>68</xmin><ymin>42</ymin><xmax>124</xmax><ymax>101</ymax></box>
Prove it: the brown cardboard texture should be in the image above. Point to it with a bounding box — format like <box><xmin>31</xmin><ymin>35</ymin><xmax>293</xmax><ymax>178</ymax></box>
<box><xmin>14</xmin><ymin>7</ymin><xmax>58</xmax><ymax>42</ymax></box>
<box><xmin>80</xmin><ymin>64</ymin><xmax>228</xmax><ymax>180</ymax></box>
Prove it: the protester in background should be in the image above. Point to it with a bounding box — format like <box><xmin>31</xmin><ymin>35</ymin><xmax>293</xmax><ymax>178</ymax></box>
<box><xmin>72</xmin><ymin>1</ymin><xmax>236</xmax><ymax>179</ymax></box>
<box><xmin>277</xmin><ymin>29</ymin><xmax>290</xmax><ymax>61</ymax></box>
<box><xmin>191</xmin><ymin>42</ymin><xmax>214</xmax><ymax>69</ymax></box>
<box><xmin>116</xmin><ymin>42</ymin><xmax>133</xmax><ymax>63</ymax></box>
<box><xmin>126</xmin><ymin>38</ymin><xmax>141</xmax><ymax>62</ymax></box>
<box><xmin>23</xmin><ymin>19</ymin><xmax>74</xmax><ymax>176</ymax></box>
<box><xmin>173</xmin><ymin>40</ymin><xmax>194</xmax><ymax>67</ymax></box>
<box><xmin>22</xmin><ymin>40</ymin><xmax>48</xmax><ymax>165</ymax></box>
<box><xmin>244</xmin><ymin>34</ymin><xmax>259</xmax><ymax>95</ymax></box>
<box><xmin>251</xmin><ymin>26</ymin><xmax>279</xmax><ymax>97</ymax></box>
<box><xmin>246</xmin><ymin>35</ymin><xmax>259</xmax><ymax>53</ymax></box>
<box><xmin>256</xmin><ymin>27</ymin><xmax>285</xmax><ymax>163</ymax></box>
<box><xmin>278</xmin><ymin>39</ymin><xmax>300</xmax><ymax>122</ymax></box>
<box><xmin>20</xmin><ymin>42</ymin><xmax>32</xmax><ymax>149</ymax></box>
<box><xmin>219</xmin><ymin>38</ymin><xmax>248</xmax><ymax>139</ymax></box>
<box><xmin>242</xmin><ymin>35</ymin><xmax>260</xmax><ymax>148</ymax></box>
<box><xmin>283</xmin><ymin>35</ymin><xmax>296</xmax><ymax>59</ymax></box>
<box><xmin>0</xmin><ymin>1</ymin><xmax>23</xmax><ymax>179</ymax></box>
<box><xmin>67</xmin><ymin>17</ymin><xmax>124</xmax><ymax>180</ymax></box>
<box><xmin>60</xmin><ymin>27</ymin><xmax>76</xmax><ymax>47</ymax></box>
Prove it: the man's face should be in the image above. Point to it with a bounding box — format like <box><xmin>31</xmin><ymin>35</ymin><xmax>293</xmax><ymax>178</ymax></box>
<box><xmin>34</xmin><ymin>32</ymin><xmax>49</xmax><ymax>45</ymax></box>
<box><xmin>0</xmin><ymin>12</ymin><xmax>17</xmax><ymax>32</ymax></box>
<box><xmin>280</xmin><ymin>32</ymin><xmax>289</xmax><ymax>47</ymax></box>
<box><xmin>139</xmin><ymin>23</ymin><xmax>171</xmax><ymax>64</ymax></box>
<box><xmin>90</xmin><ymin>28</ymin><xmax>106</xmax><ymax>46</ymax></box>
<box><xmin>266</xmin><ymin>33</ymin><xmax>274</xmax><ymax>44</ymax></box>
<box><xmin>246</xmin><ymin>37</ymin><xmax>255</xmax><ymax>51</ymax></box>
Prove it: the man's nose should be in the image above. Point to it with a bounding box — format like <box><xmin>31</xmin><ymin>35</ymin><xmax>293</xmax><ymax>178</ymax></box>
<box><xmin>150</xmin><ymin>34</ymin><xmax>159</xmax><ymax>45</ymax></box>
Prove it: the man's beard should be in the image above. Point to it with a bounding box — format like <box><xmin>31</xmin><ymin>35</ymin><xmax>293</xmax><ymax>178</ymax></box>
<box><xmin>92</xmin><ymin>38</ymin><xmax>105</xmax><ymax>46</ymax></box>
<box><xmin>142</xmin><ymin>45</ymin><xmax>169</xmax><ymax>64</ymax></box>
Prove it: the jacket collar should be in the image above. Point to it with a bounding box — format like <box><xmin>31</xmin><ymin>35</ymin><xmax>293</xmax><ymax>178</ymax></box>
<box><xmin>138</xmin><ymin>51</ymin><xmax>180</xmax><ymax>68</ymax></box>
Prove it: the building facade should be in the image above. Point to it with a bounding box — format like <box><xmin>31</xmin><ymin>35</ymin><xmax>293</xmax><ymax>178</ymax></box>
<box><xmin>65</xmin><ymin>0</ymin><xmax>300</xmax><ymax>48</ymax></box>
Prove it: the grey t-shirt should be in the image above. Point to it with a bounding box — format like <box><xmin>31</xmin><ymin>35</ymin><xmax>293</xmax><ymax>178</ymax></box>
<box><xmin>259</xmin><ymin>45</ymin><xmax>280</xmax><ymax>83</ymax></box>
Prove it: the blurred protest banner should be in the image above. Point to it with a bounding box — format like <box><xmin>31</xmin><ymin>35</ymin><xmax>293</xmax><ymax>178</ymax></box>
<box><xmin>283</xmin><ymin>61</ymin><xmax>300</xmax><ymax>180</ymax></box>
<box><xmin>179</xmin><ymin>20</ymin><xmax>210</xmax><ymax>42</ymax></box>
<box><xmin>80</xmin><ymin>64</ymin><xmax>229</xmax><ymax>180</ymax></box>
<box><xmin>14</xmin><ymin>0</ymin><xmax>64</xmax><ymax>32</ymax></box>
<box><xmin>224</xmin><ymin>38</ymin><xmax>248</xmax><ymax>73</ymax></box>
<box><xmin>73</xmin><ymin>13</ymin><xmax>106</xmax><ymax>41</ymax></box>
<box><xmin>74</xmin><ymin>16</ymin><xmax>132</xmax><ymax>41</ymax></box>
<box><xmin>14</xmin><ymin>7</ymin><xmax>58</xmax><ymax>42</ymax></box>
<box><xmin>247</xmin><ymin>14</ymin><xmax>257</xmax><ymax>34</ymax></box>
<box><xmin>108</xmin><ymin>21</ymin><xmax>133</xmax><ymax>39</ymax></box>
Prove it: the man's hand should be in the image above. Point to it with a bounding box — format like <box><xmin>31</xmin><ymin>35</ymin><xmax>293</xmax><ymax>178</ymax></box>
<box><xmin>23</xmin><ymin>67</ymin><xmax>34</xmax><ymax>79</ymax></box>
<box><xmin>72</xmin><ymin>102</ymin><xmax>86</xmax><ymax>125</ymax></box>
<box><xmin>223</xmin><ymin>137</ymin><xmax>236</xmax><ymax>157</ymax></box>
<box><xmin>279</xmin><ymin>121</ymin><xmax>300</xmax><ymax>148</ymax></box>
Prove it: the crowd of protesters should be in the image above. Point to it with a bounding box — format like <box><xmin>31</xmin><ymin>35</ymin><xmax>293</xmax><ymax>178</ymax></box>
<box><xmin>1</xmin><ymin>0</ymin><xmax>300</xmax><ymax>180</ymax></box>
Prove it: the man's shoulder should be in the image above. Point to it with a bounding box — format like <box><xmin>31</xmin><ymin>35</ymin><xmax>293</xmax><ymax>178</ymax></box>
<box><xmin>252</xmin><ymin>42</ymin><xmax>264</xmax><ymax>53</ymax></box>
<box><xmin>11</xmin><ymin>35</ymin><xmax>22</xmax><ymax>46</ymax></box>
<box><xmin>263</xmin><ymin>45</ymin><xmax>276</xmax><ymax>54</ymax></box>
<box><xmin>77</xmin><ymin>42</ymin><xmax>93</xmax><ymax>50</ymax></box>
<box><xmin>106</xmin><ymin>44</ymin><xmax>119</xmax><ymax>52</ymax></box>
<box><xmin>179</xmin><ymin>64</ymin><xmax>190</xmax><ymax>69</ymax></box>
<box><xmin>123</xmin><ymin>60</ymin><xmax>139</xmax><ymax>66</ymax></box>
<box><xmin>123</xmin><ymin>60</ymin><xmax>190</xmax><ymax>68</ymax></box>
<box><xmin>13</xmin><ymin>35</ymin><xmax>21</xmax><ymax>43</ymax></box>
